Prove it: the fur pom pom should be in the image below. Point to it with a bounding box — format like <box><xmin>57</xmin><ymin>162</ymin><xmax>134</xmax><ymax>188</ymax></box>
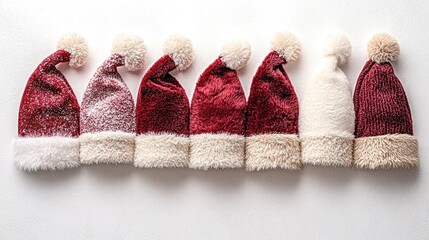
<box><xmin>220</xmin><ymin>40</ymin><xmax>251</xmax><ymax>70</ymax></box>
<box><xmin>112</xmin><ymin>34</ymin><xmax>147</xmax><ymax>71</ymax></box>
<box><xmin>270</xmin><ymin>32</ymin><xmax>301</xmax><ymax>63</ymax></box>
<box><xmin>57</xmin><ymin>33</ymin><xmax>89</xmax><ymax>68</ymax></box>
<box><xmin>324</xmin><ymin>34</ymin><xmax>351</xmax><ymax>65</ymax></box>
<box><xmin>163</xmin><ymin>35</ymin><xmax>194</xmax><ymax>71</ymax></box>
<box><xmin>367</xmin><ymin>33</ymin><xmax>400</xmax><ymax>64</ymax></box>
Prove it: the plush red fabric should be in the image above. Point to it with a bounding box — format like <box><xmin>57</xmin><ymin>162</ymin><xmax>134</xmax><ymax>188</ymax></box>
<box><xmin>354</xmin><ymin>60</ymin><xmax>413</xmax><ymax>138</ymax></box>
<box><xmin>246</xmin><ymin>51</ymin><xmax>299</xmax><ymax>136</ymax></box>
<box><xmin>18</xmin><ymin>50</ymin><xmax>80</xmax><ymax>137</ymax></box>
<box><xmin>80</xmin><ymin>54</ymin><xmax>136</xmax><ymax>134</ymax></box>
<box><xmin>136</xmin><ymin>55</ymin><xmax>190</xmax><ymax>135</ymax></box>
<box><xmin>190</xmin><ymin>57</ymin><xmax>246</xmax><ymax>135</ymax></box>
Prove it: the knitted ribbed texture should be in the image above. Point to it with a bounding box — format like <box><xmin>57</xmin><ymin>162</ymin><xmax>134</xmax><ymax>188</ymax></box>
<box><xmin>80</xmin><ymin>53</ymin><xmax>135</xmax><ymax>134</ymax></box>
<box><xmin>354</xmin><ymin>60</ymin><xmax>413</xmax><ymax>138</ymax></box>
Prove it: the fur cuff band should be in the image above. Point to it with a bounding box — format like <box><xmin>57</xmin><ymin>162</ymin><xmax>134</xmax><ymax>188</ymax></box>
<box><xmin>134</xmin><ymin>133</ymin><xmax>189</xmax><ymax>168</ymax></box>
<box><xmin>301</xmin><ymin>135</ymin><xmax>353</xmax><ymax>167</ymax></box>
<box><xmin>14</xmin><ymin>136</ymin><xmax>80</xmax><ymax>171</ymax></box>
<box><xmin>189</xmin><ymin>133</ymin><xmax>245</xmax><ymax>170</ymax></box>
<box><xmin>245</xmin><ymin>134</ymin><xmax>301</xmax><ymax>171</ymax></box>
<box><xmin>80</xmin><ymin>131</ymin><xmax>135</xmax><ymax>165</ymax></box>
<box><xmin>353</xmin><ymin>134</ymin><xmax>419</xmax><ymax>169</ymax></box>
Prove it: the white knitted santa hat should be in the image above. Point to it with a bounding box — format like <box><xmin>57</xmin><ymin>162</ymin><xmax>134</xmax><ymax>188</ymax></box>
<box><xmin>299</xmin><ymin>35</ymin><xmax>355</xmax><ymax>167</ymax></box>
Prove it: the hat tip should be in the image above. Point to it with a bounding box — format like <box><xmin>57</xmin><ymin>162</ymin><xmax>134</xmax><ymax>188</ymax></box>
<box><xmin>367</xmin><ymin>33</ymin><xmax>400</xmax><ymax>64</ymax></box>
<box><xmin>324</xmin><ymin>34</ymin><xmax>351</xmax><ymax>65</ymax></box>
<box><xmin>270</xmin><ymin>32</ymin><xmax>301</xmax><ymax>63</ymax></box>
<box><xmin>57</xmin><ymin>33</ymin><xmax>89</xmax><ymax>68</ymax></box>
<box><xmin>220</xmin><ymin>40</ymin><xmax>251</xmax><ymax>70</ymax></box>
<box><xmin>112</xmin><ymin>34</ymin><xmax>147</xmax><ymax>71</ymax></box>
<box><xmin>163</xmin><ymin>34</ymin><xmax>194</xmax><ymax>71</ymax></box>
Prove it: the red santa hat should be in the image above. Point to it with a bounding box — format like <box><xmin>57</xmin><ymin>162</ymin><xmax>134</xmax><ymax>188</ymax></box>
<box><xmin>353</xmin><ymin>33</ymin><xmax>419</xmax><ymax>169</ymax></box>
<box><xmin>245</xmin><ymin>32</ymin><xmax>302</xmax><ymax>171</ymax></box>
<box><xmin>189</xmin><ymin>40</ymin><xmax>250</xmax><ymax>170</ymax></box>
<box><xmin>80</xmin><ymin>34</ymin><xmax>147</xmax><ymax>165</ymax></box>
<box><xmin>14</xmin><ymin>33</ymin><xmax>89</xmax><ymax>171</ymax></box>
<box><xmin>134</xmin><ymin>35</ymin><xmax>194</xmax><ymax>168</ymax></box>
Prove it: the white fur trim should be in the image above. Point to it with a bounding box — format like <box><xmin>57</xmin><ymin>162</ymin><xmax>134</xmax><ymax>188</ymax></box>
<box><xmin>134</xmin><ymin>133</ymin><xmax>189</xmax><ymax>168</ymax></box>
<box><xmin>220</xmin><ymin>40</ymin><xmax>251</xmax><ymax>70</ymax></box>
<box><xmin>324</xmin><ymin>34</ymin><xmax>351</xmax><ymax>65</ymax></box>
<box><xmin>245</xmin><ymin>134</ymin><xmax>301</xmax><ymax>171</ymax></box>
<box><xmin>112</xmin><ymin>34</ymin><xmax>147</xmax><ymax>71</ymax></box>
<box><xmin>189</xmin><ymin>133</ymin><xmax>245</xmax><ymax>170</ymax></box>
<box><xmin>270</xmin><ymin>32</ymin><xmax>301</xmax><ymax>63</ymax></box>
<box><xmin>299</xmin><ymin>56</ymin><xmax>355</xmax><ymax>138</ymax></box>
<box><xmin>80</xmin><ymin>131</ymin><xmax>135</xmax><ymax>164</ymax></box>
<box><xmin>163</xmin><ymin>35</ymin><xmax>194</xmax><ymax>71</ymax></box>
<box><xmin>367</xmin><ymin>33</ymin><xmax>400</xmax><ymax>64</ymax></box>
<box><xmin>353</xmin><ymin>134</ymin><xmax>419</xmax><ymax>170</ymax></box>
<box><xmin>57</xmin><ymin>33</ymin><xmax>89</xmax><ymax>68</ymax></box>
<box><xmin>14</xmin><ymin>136</ymin><xmax>80</xmax><ymax>171</ymax></box>
<box><xmin>301</xmin><ymin>135</ymin><xmax>353</xmax><ymax>167</ymax></box>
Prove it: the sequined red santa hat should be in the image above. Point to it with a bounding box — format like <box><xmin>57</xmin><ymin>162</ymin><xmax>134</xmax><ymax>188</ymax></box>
<box><xmin>80</xmin><ymin>34</ymin><xmax>147</xmax><ymax>165</ymax></box>
<box><xmin>353</xmin><ymin>33</ymin><xmax>419</xmax><ymax>169</ymax></box>
<box><xmin>245</xmin><ymin>32</ymin><xmax>302</xmax><ymax>171</ymax></box>
<box><xmin>14</xmin><ymin>33</ymin><xmax>89</xmax><ymax>171</ymax></box>
<box><xmin>189</xmin><ymin>40</ymin><xmax>250</xmax><ymax>170</ymax></box>
<box><xmin>134</xmin><ymin>35</ymin><xmax>194</xmax><ymax>168</ymax></box>
<box><xmin>299</xmin><ymin>35</ymin><xmax>355</xmax><ymax>167</ymax></box>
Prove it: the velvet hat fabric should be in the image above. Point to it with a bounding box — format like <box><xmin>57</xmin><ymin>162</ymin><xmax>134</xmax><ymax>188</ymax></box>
<box><xmin>80</xmin><ymin>34</ymin><xmax>147</xmax><ymax>165</ymax></box>
<box><xmin>299</xmin><ymin>35</ymin><xmax>355</xmax><ymax>167</ymax></box>
<box><xmin>189</xmin><ymin>40</ymin><xmax>251</xmax><ymax>170</ymax></box>
<box><xmin>134</xmin><ymin>35</ymin><xmax>194</xmax><ymax>168</ymax></box>
<box><xmin>245</xmin><ymin>32</ymin><xmax>302</xmax><ymax>171</ymax></box>
<box><xmin>353</xmin><ymin>33</ymin><xmax>419</xmax><ymax>169</ymax></box>
<box><xmin>14</xmin><ymin>33</ymin><xmax>89</xmax><ymax>171</ymax></box>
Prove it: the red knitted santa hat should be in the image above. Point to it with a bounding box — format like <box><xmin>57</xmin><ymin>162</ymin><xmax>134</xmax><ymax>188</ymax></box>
<box><xmin>134</xmin><ymin>35</ymin><xmax>194</xmax><ymax>168</ymax></box>
<box><xmin>245</xmin><ymin>32</ymin><xmax>302</xmax><ymax>171</ymax></box>
<box><xmin>14</xmin><ymin>33</ymin><xmax>89</xmax><ymax>171</ymax></box>
<box><xmin>353</xmin><ymin>33</ymin><xmax>419</xmax><ymax>169</ymax></box>
<box><xmin>80</xmin><ymin>34</ymin><xmax>147</xmax><ymax>165</ymax></box>
<box><xmin>189</xmin><ymin>40</ymin><xmax>251</xmax><ymax>170</ymax></box>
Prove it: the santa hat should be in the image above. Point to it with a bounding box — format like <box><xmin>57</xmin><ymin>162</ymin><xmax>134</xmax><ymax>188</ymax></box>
<box><xmin>353</xmin><ymin>33</ymin><xmax>419</xmax><ymax>169</ymax></box>
<box><xmin>245</xmin><ymin>32</ymin><xmax>302</xmax><ymax>171</ymax></box>
<box><xmin>134</xmin><ymin>35</ymin><xmax>194</xmax><ymax>168</ymax></box>
<box><xmin>299</xmin><ymin>35</ymin><xmax>355</xmax><ymax>167</ymax></box>
<box><xmin>14</xmin><ymin>33</ymin><xmax>89</xmax><ymax>171</ymax></box>
<box><xmin>189</xmin><ymin>40</ymin><xmax>251</xmax><ymax>170</ymax></box>
<box><xmin>80</xmin><ymin>34</ymin><xmax>147</xmax><ymax>165</ymax></box>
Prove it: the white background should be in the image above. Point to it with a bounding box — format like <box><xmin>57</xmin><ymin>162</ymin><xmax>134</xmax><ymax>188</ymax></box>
<box><xmin>1</xmin><ymin>0</ymin><xmax>428</xmax><ymax>239</ymax></box>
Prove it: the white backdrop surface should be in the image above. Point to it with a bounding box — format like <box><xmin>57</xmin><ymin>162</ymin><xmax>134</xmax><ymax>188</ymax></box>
<box><xmin>1</xmin><ymin>0</ymin><xmax>428</xmax><ymax>239</ymax></box>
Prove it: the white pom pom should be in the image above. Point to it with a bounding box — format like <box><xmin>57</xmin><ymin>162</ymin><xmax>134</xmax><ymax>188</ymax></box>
<box><xmin>324</xmin><ymin>34</ymin><xmax>351</xmax><ymax>65</ymax></box>
<box><xmin>57</xmin><ymin>33</ymin><xmax>89</xmax><ymax>68</ymax></box>
<box><xmin>367</xmin><ymin>33</ymin><xmax>400</xmax><ymax>64</ymax></box>
<box><xmin>220</xmin><ymin>40</ymin><xmax>251</xmax><ymax>70</ymax></box>
<box><xmin>163</xmin><ymin>34</ymin><xmax>194</xmax><ymax>71</ymax></box>
<box><xmin>270</xmin><ymin>32</ymin><xmax>301</xmax><ymax>63</ymax></box>
<box><xmin>112</xmin><ymin>34</ymin><xmax>147</xmax><ymax>71</ymax></box>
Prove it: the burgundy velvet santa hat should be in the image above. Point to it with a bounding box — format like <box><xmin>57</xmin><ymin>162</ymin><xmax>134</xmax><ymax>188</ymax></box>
<box><xmin>80</xmin><ymin>34</ymin><xmax>147</xmax><ymax>165</ymax></box>
<box><xmin>245</xmin><ymin>32</ymin><xmax>302</xmax><ymax>171</ymax></box>
<box><xmin>134</xmin><ymin>35</ymin><xmax>194</xmax><ymax>168</ymax></box>
<box><xmin>14</xmin><ymin>33</ymin><xmax>89</xmax><ymax>171</ymax></box>
<box><xmin>189</xmin><ymin>40</ymin><xmax>250</xmax><ymax>170</ymax></box>
<box><xmin>353</xmin><ymin>33</ymin><xmax>419</xmax><ymax>169</ymax></box>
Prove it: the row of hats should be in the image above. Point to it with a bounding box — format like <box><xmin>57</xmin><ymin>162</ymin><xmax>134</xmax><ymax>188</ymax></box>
<box><xmin>14</xmin><ymin>32</ymin><xmax>419</xmax><ymax>172</ymax></box>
